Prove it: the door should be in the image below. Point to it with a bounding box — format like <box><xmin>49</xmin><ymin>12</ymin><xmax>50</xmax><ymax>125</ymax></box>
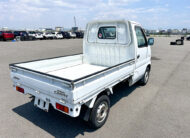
<box><xmin>134</xmin><ymin>26</ymin><xmax>148</xmax><ymax>79</ymax></box>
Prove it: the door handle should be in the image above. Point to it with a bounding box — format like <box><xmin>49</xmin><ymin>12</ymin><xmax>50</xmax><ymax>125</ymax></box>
<box><xmin>137</xmin><ymin>55</ymin><xmax>140</xmax><ymax>59</ymax></box>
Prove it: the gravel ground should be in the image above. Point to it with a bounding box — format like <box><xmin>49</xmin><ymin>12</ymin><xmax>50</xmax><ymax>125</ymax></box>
<box><xmin>0</xmin><ymin>37</ymin><xmax>190</xmax><ymax>138</ymax></box>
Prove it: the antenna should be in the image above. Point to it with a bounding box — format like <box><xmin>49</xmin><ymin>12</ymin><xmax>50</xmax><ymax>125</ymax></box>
<box><xmin>74</xmin><ymin>16</ymin><xmax>77</xmax><ymax>27</ymax></box>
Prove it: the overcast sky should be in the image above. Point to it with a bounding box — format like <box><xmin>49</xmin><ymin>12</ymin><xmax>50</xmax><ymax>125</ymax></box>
<box><xmin>0</xmin><ymin>0</ymin><xmax>189</xmax><ymax>30</ymax></box>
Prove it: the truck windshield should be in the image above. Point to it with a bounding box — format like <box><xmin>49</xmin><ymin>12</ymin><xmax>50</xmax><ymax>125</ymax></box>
<box><xmin>98</xmin><ymin>27</ymin><xmax>116</xmax><ymax>39</ymax></box>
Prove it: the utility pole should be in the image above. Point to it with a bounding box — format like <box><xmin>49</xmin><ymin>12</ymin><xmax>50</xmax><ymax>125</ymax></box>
<box><xmin>74</xmin><ymin>16</ymin><xmax>77</xmax><ymax>27</ymax></box>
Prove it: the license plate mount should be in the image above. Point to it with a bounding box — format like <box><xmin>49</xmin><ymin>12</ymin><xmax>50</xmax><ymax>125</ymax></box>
<box><xmin>34</xmin><ymin>97</ymin><xmax>49</xmax><ymax>112</ymax></box>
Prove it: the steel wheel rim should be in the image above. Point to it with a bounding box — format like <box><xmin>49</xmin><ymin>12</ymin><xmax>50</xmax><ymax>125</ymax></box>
<box><xmin>145</xmin><ymin>71</ymin><xmax>149</xmax><ymax>83</ymax></box>
<box><xmin>96</xmin><ymin>102</ymin><xmax>108</xmax><ymax>123</ymax></box>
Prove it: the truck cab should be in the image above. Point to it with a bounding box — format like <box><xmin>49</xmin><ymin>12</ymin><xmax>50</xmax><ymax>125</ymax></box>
<box><xmin>84</xmin><ymin>20</ymin><xmax>153</xmax><ymax>84</ymax></box>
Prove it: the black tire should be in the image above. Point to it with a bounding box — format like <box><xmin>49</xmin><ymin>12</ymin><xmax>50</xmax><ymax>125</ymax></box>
<box><xmin>89</xmin><ymin>95</ymin><xmax>110</xmax><ymax>129</ymax></box>
<box><xmin>176</xmin><ymin>39</ymin><xmax>183</xmax><ymax>45</ymax></box>
<box><xmin>140</xmin><ymin>67</ymin><xmax>150</xmax><ymax>86</ymax></box>
<box><xmin>170</xmin><ymin>42</ymin><xmax>176</xmax><ymax>45</ymax></box>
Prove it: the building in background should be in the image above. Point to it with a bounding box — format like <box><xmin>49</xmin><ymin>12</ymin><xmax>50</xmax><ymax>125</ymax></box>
<box><xmin>2</xmin><ymin>27</ymin><xmax>9</xmax><ymax>31</ymax></box>
<box><xmin>182</xmin><ymin>28</ymin><xmax>187</xmax><ymax>34</ymax></box>
<box><xmin>187</xmin><ymin>29</ymin><xmax>190</xmax><ymax>34</ymax></box>
<box><xmin>55</xmin><ymin>27</ymin><xmax>64</xmax><ymax>32</ymax></box>
<box><xmin>40</xmin><ymin>28</ymin><xmax>54</xmax><ymax>33</ymax></box>
<box><xmin>171</xmin><ymin>29</ymin><xmax>180</xmax><ymax>34</ymax></box>
<box><xmin>72</xmin><ymin>27</ymin><xmax>78</xmax><ymax>32</ymax></box>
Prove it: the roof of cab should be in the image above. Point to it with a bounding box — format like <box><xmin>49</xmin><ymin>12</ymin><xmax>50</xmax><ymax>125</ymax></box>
<box><xmin>129</xmin><ymin>20</ymin><xmax>141</xmax><ymax>26</ymax></box>
<box><xmin>87</xmin><ymin>19</ymin><xmax>140</xmax><ymax>26</ymax></box>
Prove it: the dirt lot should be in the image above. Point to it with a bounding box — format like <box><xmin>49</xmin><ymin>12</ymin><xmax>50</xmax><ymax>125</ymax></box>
<box><xmin>0</xmin><ymin>37</ymin><xmax>190</xmax><ymax>138</ymax></box>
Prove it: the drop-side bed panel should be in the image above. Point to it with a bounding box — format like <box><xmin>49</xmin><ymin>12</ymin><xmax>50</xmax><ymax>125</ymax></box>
<box><xmin>16</xmin><ymin>54</ymin><xmax>83</xmax><ymax>73</ymax></box>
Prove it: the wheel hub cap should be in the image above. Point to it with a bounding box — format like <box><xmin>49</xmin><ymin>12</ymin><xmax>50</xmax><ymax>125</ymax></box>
<box><xmin>96</xmin><ymin>102</ymin><xmax>108</xmax><ymax>123</ymax></box>
<box><xmin>145</xmin><ymin>71</ymin><xmax>149</xmax><ymax>82</ymax></box>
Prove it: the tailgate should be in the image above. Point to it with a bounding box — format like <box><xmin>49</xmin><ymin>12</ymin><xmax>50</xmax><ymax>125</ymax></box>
<box><xmin>9</xmin><ymin>65</ymin><xmax>74</xmax><ymax>104</ymax></box>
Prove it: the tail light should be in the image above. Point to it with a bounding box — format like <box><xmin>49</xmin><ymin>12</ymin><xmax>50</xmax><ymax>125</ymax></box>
<box><xmin>56</xmin><ymin>103</ymin><xmax>69</xmax><ymax>113</ymax></box>
<box><xmin>16</xmin><ymin>86</ymin><xmax>24</xmax><ymax>93</ymax></box>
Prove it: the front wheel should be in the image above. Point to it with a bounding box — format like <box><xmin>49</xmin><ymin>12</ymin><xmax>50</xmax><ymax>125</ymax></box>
<box><xmin>89</xmin><ymin>95</ymin><xmax>110</xmax><ymax>129</ymax></box>
<box><xmin>140</xmin><ymin>67</ymin><xmax>150</xmax><ymax>86</ymax></box>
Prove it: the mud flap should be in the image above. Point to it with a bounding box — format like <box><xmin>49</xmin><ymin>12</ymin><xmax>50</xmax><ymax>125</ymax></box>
<box><xmin>80</xmin><ymin>105</ymin><xmax>92</xmax><ymax>121</ymax></box>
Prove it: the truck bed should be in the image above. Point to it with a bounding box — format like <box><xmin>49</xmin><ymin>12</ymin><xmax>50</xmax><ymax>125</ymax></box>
<box><xmin>9</xmin><ymin>54</ymin><xmax>135</xmax><ymax>117</ymax></box>
<box><xmin>11</xmin><ymin>54</ymin><xmax>108</xmax><ymax>82</ymax></box>
<box><xmin>47</xmin><ymin>64</ymin><xmax>106</xmax><ymax>80</ymax></box>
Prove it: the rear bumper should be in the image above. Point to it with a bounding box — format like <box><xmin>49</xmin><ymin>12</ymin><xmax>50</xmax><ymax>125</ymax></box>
<box><xmin>13</xmin><ymin>83</ymin><xmax>81</xmax><ymax>117</ymax></box>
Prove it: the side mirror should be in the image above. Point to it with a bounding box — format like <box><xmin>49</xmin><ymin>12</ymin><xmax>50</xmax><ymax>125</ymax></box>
<box><xmin>148</xmin><ymin>38</ymin><xmax>154</xmax><ymax>46</ymax></box>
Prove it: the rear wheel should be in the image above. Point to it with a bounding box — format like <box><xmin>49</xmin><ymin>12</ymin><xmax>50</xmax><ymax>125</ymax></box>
<box><xmin>89</xmin><ymin>95</ymin><xmax>110</xmax><ymax>129</ymax></box>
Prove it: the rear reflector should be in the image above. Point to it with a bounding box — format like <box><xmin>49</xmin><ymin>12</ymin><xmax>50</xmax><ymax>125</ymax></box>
<box><xmin>56</xmin><ymin>103</ymin><xmax>69</xmax><ymax>113</ymax></box>
<box><xmin>16</xmin><ymin>86</ymin><xmax>24</xmax><ymax>93</ymax></box>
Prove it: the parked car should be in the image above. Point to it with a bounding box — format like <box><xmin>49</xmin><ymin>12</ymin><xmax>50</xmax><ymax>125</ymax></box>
<box><xmin>186</xmin><ymin>35</ymin><xmax>190</xmax><ymax>41</ymax></box>
<box><xmin>13</xmin><ymin>31</ymin><xmax>21</xmax><ymax>39</ymax></box>
<box><xmin>13</xmin><ymin>31</ymin><xmax>35</xmax><ymax>41</ymax></box>
<box><xmin>69</xmin><ymin>32</ymin><xmax>76</xmax><ymax>39</ymax></box>
<box><xmin>52</xmin><ymin>32</ymin><xmax>56</xmax><ymax>39</ymax></box>
<box><xmin>146</xmin><ymin>33</ymin><xmax>150</xmax><ymax>37</ymax></box>
<box><xmin>9</xmin><ymin>20</ymin><xmax>154</xmax><ymax>128</ymax></box>
<box><xmin>60</xmin><ymin>31</ymin><xmax>71</xmax><ymax>39</ymax></box>
<box><xmin>43</xmin><ymin>32</ymin><xmax>54</xmax><ymax>39</ymax></box>
<box><xmin>21</xmin><ymin>31</ymin><xmax>35</xmax><ymax>41</ymax></box>
<box><xmin>0</xmin><ymin>31</ymin><xmax>14</xmax><ymax>41</ymax></box>
<box><xmin>0</xmin><ymin>31</ymin><xmax>3</xmax><ymax>40</ymax></box>
<box><xmin>28</xmin><ymin>31</ymin><xmax>36</xmax><ymax>37</ymax></box>
<box><xmin>75</xmin><ymin>31</ymin><xmax>84</xmax><ymax>38</ymax></box>
<box><xmin>35</xmin><ymin>32</ymin><xmax>44</xmax><ymax>40</ymax></box>
<box><xmin>55</xmin><ymin>32</ymin><xmax>63</xmax><ymax>39</ymax></box>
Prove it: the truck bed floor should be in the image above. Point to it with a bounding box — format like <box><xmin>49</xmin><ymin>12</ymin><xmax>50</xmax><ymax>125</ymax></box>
<box><xmin>47</xmin><ymin>64</ymin><xmax>107</xmax><ymax>80</ymax></box>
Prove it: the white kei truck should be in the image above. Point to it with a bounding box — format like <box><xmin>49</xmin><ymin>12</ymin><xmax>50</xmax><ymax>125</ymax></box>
<box><xmin>9</xmin><ymin>20</ymin><xmax>154</xmax><ymax>128</ymax></box>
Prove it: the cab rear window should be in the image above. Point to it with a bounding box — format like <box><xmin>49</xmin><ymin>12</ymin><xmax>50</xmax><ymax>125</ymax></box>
<box><xmin>98</xmin><ymin>27</ymin><xmax>116</xmax><ymax>39</ymax></box>
<box><xmin>87</xmin><ymin>23</ymin><xmax>130</xmax><ymax>45</ymax></box>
